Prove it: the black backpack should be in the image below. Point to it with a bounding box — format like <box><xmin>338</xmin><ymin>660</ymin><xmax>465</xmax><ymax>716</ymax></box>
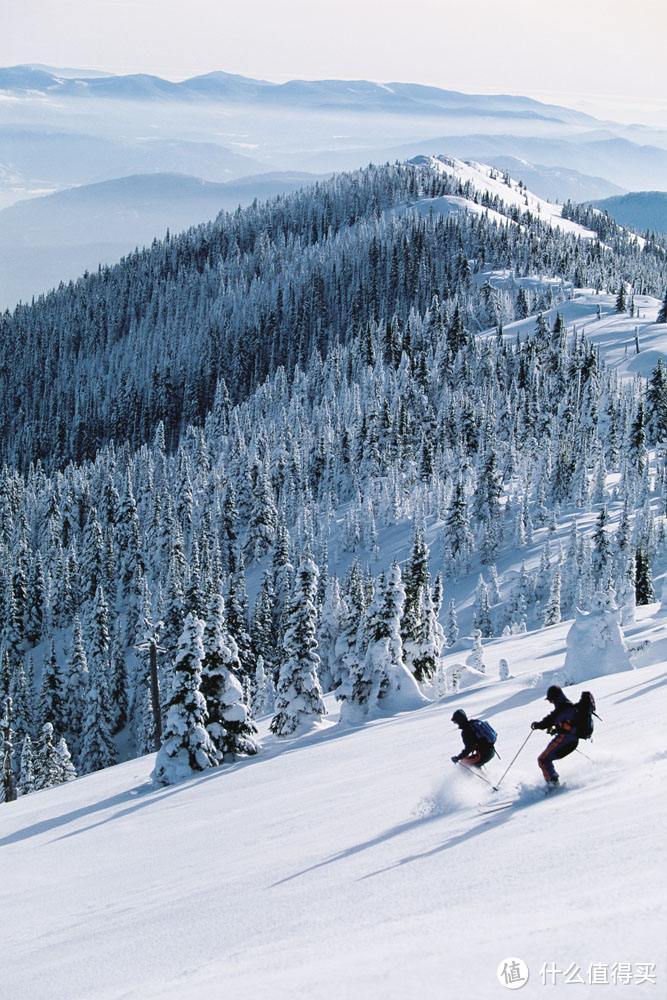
<box><xmin>574</xmin><ymin>691</ymin><xmax>597</xmax><ymax>740</ymax></box>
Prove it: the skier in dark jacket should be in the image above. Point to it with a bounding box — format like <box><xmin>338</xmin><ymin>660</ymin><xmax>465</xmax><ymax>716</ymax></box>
<box><xmin>531</xmin><ymin>685</ymin><xmax>578</xmax><ymax>785</ymax></box>
<box><xmin>451</xmin><ymin>709</ymin><xmax>495</xmax><ymax>768</ymax></box>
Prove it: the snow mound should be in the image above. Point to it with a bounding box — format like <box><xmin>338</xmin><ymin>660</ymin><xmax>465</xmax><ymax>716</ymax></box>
<box><xmin>562</xmin><ymin>590</ymin><xmax>632</xmax><ymax>683</ymax></box>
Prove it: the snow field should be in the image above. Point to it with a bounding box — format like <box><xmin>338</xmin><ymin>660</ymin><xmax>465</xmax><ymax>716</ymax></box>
<box><xmin>2</xmin><ymin>610</ymin><xmax>666</xmax><ymax>999</ymax></box>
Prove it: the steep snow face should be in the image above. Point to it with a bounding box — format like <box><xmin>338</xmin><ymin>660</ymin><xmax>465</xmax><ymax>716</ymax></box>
<box><xmin>413</xmin><ymin>154</ymin><xmax>599</xmax><ymax>239</ymax></box>
<box><xmin>2</xmin><ymin>613</ymin><xmax>666</xmax><ymax>1000</ymax></box>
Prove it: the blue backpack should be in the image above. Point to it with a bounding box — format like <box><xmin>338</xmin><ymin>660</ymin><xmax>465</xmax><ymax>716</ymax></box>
<box><xmin>471</xmin><ymin>719</ymin><xmax>497</xmax><ymax>745</ymax></box>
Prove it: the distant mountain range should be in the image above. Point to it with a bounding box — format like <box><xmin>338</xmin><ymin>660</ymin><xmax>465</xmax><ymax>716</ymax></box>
<box><xmin>0</xmin><ymin>65</ymin><xmax>597</xmax><ymax>123</ymax></box>
<box><xmin>588</xmin><ymin>191</ymin><xmax>667</xmax><ymax>236</ymax></box>
<box><xmin>1</xmin><ymin>64</ymin><xmax>666</xmax><ymax>205</ymax></box>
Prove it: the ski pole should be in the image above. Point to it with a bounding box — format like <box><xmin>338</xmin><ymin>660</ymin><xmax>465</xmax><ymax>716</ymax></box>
<box><xmin>575</xmin><ymin>747</ymin><xmax>593</xmax><ymax>761</ymax></box>
<box><xmin>454</xmin><ymin>760</ymin><xmax>498</xmax><ymax>791</ymax></box>
<box><xmin>495</xmin><ymin>730</ymin><xmax>534</xmax><ymax>789</ymax></box>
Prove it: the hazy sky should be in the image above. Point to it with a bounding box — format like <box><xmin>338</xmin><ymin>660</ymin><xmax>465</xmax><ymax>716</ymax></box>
<box><xmin>3</xmin><ymin>0</ymin><xmax>666</xmax><ymax>124</ymax></box>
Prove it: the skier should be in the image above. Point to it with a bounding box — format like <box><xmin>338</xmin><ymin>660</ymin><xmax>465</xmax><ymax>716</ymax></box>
<box><xmin>531</xmin><ymin>685</ymin><xmax>578</xmax><ymax>786</ymax></box>
<box><xmin>450</xmin><ymin>709</ymin><xmax>496</xmax><ymax>768</ymax></box>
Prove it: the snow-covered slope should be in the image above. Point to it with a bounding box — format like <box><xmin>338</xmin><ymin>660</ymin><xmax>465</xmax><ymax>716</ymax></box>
<box><xmin>3</xmin><ymin>610</ymin><xmax>666</xmax><ymax>1000</ymax></box>
<box><xmin>412</xmin><ymin>155</ymin><xmax>599</xmax><ymax>239</ymax></box>
<box><xmin>478</xmin><ymin>286</ymin><xmax>667</xmax><ymax>380</ymax></box>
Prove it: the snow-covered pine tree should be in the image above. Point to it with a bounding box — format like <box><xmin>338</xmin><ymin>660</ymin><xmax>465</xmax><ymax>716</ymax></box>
<box><xmin>153</xmin><ymin>612</ymin><xmax>217</xmax><ymax>785</ymax></box>
<box><xmin>251</xmin><ymin>571</ymin><xmax>277</xmax><ymax>682</ymax></box>
<box><xmin>317</xmin><ymin>576</ymin><xmax>345</xmax><ymax>692</ymax></box>
<box><xmin>271</xmin><ymin>555</ymin><xmax>326</xmax><ymax>736</ymax></box>
<box><xmin>445</xmin><ymin>599</ymin><xmax>459</xmax><ymax>646</ymax></box>
<box><xmin>252</xmin><ymin>656</ymin><xmax>275</xmax><ymax>717</ymax></box>
<box><xmin>65</xmin><ymin>614</ymin><xmax>88</xmax><ymax>749</ymax></box>
<box><xmin>9</xmin><ymin>660</ymin><xmax>34</xmax><ymax>750</ymax></box>
<box><xmin>635</xmin><ymin>546</ymin><xmax>654</xmax><ymax>605</ymax></box>
<box><xmin>17</xmin><ymin>733</ymin><xmax>35</xmax><ymax>795</ymax></box>
<box><xmin>34</xmin><ymin>723</ymin><xmax>68</xmax><ymax>791</ymax></box>
<box><xmin>410</xmin><ymin>586</ymin><xmax>443</xmax><ymax>683</ymax></box>
<box><xmin>657</xmin><ymin>289</ymin><xmax>667</xmax><ymax>324</ymax></box>
<box><xmin>646</xmin><ymin>360</ymin><xmax>667</xmax><ymax>444</ymax></box>
<box><xmin>200</xmin><ymin>592</ymin><xmax>258</xmax><ymax>761</ymax></box>
<box><xmin>543</xmin><ymin>569</ymin><xmax>562</xmax><ymax>626</ymax></box>
<box><xmin>443</xmin><ymin>481</ymin><xmax>473</xmax><ymax>575</ymax></box>
<box><xmin>1</xmin><ymin>696</ymin><xmax>17</xmax><ymax>802</ymax></box>
<box><xmin>341</xmin><ymin>563</ymin><xmax>425</xmax><ymax>723</ymax></box>
<box><xmin>245</xmin><ymin>463</ymin><xmax>278</xmax><ymax>563</ymax></box>
<box><xmin>79</xmin><ymin>587</ymin><xmax>117</xmax><ymax>774</ymax></box>
<box><xmin>592</xmin><ymin>506</ymin><xmax>612</xmax><ymax>586</ymax></box>
<box><xmin>55</xmin><ymin>737</ymin><xmax>77</xmax><ymax>783</ymax></box>
<box><xmin>225</xmin><ymin>559</ymin><xmax>254</xmax><ymax>698</ymax></box>
<box><xmin>473</xmin><ymin>576</ymin><xmax>493</xmax><ymax>638</ymax></box>
<box><xmin>109</xmin><ymin>622</ymin><xmax>128</xmax><ymax>735</ymax></box>
<box><xmin>38</xmin><ymin>640</ymin><xmax>64</xmax><ymax>734</ymax></box>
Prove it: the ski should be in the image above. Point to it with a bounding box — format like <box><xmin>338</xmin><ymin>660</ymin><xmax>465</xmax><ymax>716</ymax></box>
<box><xmin>478</xmin><ymin>800</ymin><xmax>515</xmax><ymax>814</ymax></box>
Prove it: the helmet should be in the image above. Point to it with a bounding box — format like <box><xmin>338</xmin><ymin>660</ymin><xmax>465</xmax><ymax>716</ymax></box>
<box><xmin>546</xmin><ymin>685</ymin><xmax>563</xmax><ymax>702</ymax></box>
<box><xmin>451</xmin><ymin>709</ymin><xmax>468</xmax><ymax>725</ymax></box>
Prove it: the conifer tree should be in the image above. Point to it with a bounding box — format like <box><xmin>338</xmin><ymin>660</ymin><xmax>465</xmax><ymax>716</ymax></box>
<box><xmin>38</xmin><ymin>640</ymin><xmax>64</xmax><ymax>734</ymax></box>
<box><xmin>445</xmin><ymin>599</ymin><xmax>459</xmax><ymax>646</ymax></box>
<box><xmin>410</xmin><ymin>586</ymin><xmax>443</xmax><ymax>683</ymax></box>
<box><xmin>200</xmin><ymin>592</ymin><xmax>258</xmax><ymax>760</ymax></box>
<box><xmin>444</xmin><ymin>481</ymin><xmax>473</xmax><ymax>575</ymax></box>
<box><xmin>55</xmin><ymin>737</ymin><xmax>77</xmax><ymax>783</ymax></box>
<box><xmin>245</xmin><ymin>463</ymin><xmax>278</xmax><ymax>563</ymax></box>
<box><xmin>65</xmin><ymin>615</ymin><xmax>88</xmax><ymax>748</ymax></box>
<box><xmin>153</xmin><ymin>613</ymin><xmax>217</xmax><ymax>785</ymax></box>
<box><xmin>657</xmin><ymin>289</ymin><xmax>667</xmax><ymax>324</ymax></box>
<box><xmin>34</xmin><ymin>723</ymin><xmax>66</xmax><ymax>790</ymax></box>
<box><xmin>80</xmin><ymin>587</ymin><xmax>117</xmax><ymax>774</ymax></box>
<box><xmin>18</xmin><ymin>733</ymin><xmax>35</xmax><ymax>796</ymax></box>
<box><xmin>10</xmin><ymin>660</ymin><xmax>34</xmax><ymax>750</ymax></box>
<box><xmin>317</xmin><ymin>576</ymin><xmax>345</xmax><ymax>692</ymax></box>
<box><xmin>635</xmin><ymin>547</ymin><xmax>654</xmax><ymax>605</ymax></box>
<box><xmin>226</xmin><ymin>560</ymin><xmax>254</xmax><ymax>692</ymax></box>
<box><xmin>544</xmin><ymin>569</ymin><xmax>562</xmax><ymax>626</ymax></box>
<box><xmin>252</xmin><ymin>657</ymin><xmax>275</xmax><ymax>717</ymax></box>
<box><xmin>271</xmin><ymin>556</ymin><xmax>326</xmax><ymax>736</ymax></box>
<box><xmin>341</xmin><ymin>564</ymin><xmax>424</xmax><ymax>722</ymax></box>
<box><xmin>646</xmin><ymin>360</ymin><xmax>667</xmax><ymax>444</ymax></box>
<box><xmin>109</xmin><ymin>623</ymin><xmax>128</xmax><ymax>735</ymax></box>
<box><xmin>251</xmin><ymin>572</ymin><xmax>277</xmax><ymax>680</ymax></box>
<box><xmin>473</xmin><ymin>577</ymin><xmax>493</xmax><ymax>638</ymax></box>
<box><xmin>592</xmin><ymin>506</ymin><xmax>612</xmax><ymax>585</ymax></box>
<box><xmin>1</xmin><ymin>696</ymin><xmax>16</xmax><ymax>802</ymax></box>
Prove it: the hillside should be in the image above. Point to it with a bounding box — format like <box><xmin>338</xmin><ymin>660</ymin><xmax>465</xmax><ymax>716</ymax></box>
<box><xmin>0</xmin><ymin>171</ymin><xmax>322</xmax><ymax>309</ymax></box>
<box><xmin>3</xmin><ymin>611</ymin><xmax>666</xmax><ymax>999</ymax></box>
<box><xmin>2</xmin><ymin>156</ymin><xmax>665</xmax><ymax>471</ymax></box>
<box><xmin>2</xmin><ymin>149</ymin><xmax>667</xmax><ymax>997</ymax></box>
<box><xmin>589</xmin><ymin>192</ymin><xmax>667</xmax><ymax>237</ymax></box>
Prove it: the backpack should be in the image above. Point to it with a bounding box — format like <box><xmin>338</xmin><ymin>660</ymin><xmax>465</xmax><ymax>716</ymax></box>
<box><xmin>471</xmin><ymin>719</ymin><xmax>497</xmax><ymax>745</ymax></box>
<box><xmin>574</xmin><ymin>691</ymin><xmax>596</xmax><ymax>739</ymax></box>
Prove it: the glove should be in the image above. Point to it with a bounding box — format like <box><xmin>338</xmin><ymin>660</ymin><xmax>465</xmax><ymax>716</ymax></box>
<box><xmin>531</xmin><ymin>722</ymin><xmax>540</xmax><ymax>730</ymax></box>
<box><xmin>451</xmin><ymin>755</ymin><xmax>460</xmax><ymax>763</ymax></box>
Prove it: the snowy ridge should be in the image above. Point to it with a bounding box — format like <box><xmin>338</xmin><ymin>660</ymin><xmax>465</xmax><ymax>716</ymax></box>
<box><xmin>411</xmin><ymin>154</ymin><xmax>599</xmax><ymax>239</ymax></box>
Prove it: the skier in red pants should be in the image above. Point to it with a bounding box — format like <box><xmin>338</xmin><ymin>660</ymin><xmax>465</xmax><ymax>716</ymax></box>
<box><xmin>531</xmin><ymin>685</ymin><xmax>578</xmax><ymax>786</ymax></box>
